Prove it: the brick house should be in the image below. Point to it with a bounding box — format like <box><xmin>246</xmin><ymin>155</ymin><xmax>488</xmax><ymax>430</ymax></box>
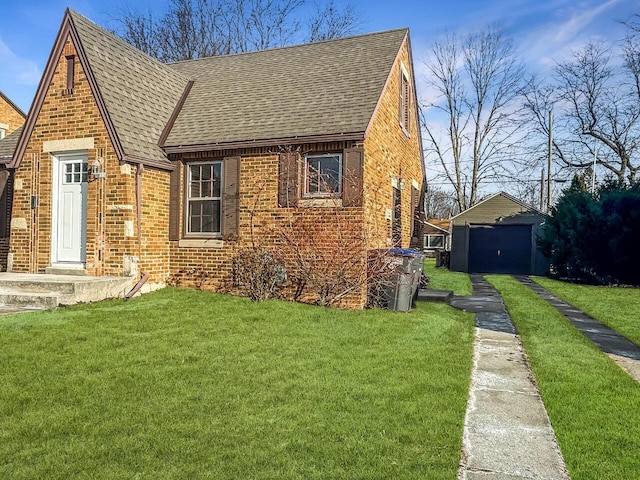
<box><xmin>0</xmin><ymin>91</ymin><xmax>26</xmax><ymax>271</ymax></box>
<box><xmin>7</xmin><ymin>9</ymin><xmax>424</xmax><ymax>308</ymax></box>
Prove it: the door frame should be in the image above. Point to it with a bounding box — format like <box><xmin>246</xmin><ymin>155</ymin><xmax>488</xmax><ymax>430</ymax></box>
<box><xmin>51</xmin><ymin>152</ymin><xmax>88</xmax><ymax>268</ymax></box>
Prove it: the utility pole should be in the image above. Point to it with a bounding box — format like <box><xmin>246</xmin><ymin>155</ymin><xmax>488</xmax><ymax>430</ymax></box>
<box><xmin>547</xmin><ymin>110</ymin><xmax>553</xmax><ymax>213</ymax></box>
<box><xmin>540</xmin><ymin>168</ymin><xmax>545</xmax><ymax>210</ymax></box>
<box><xmin>591</xmin><ymin>149</ymin><xmax>597</xmax><ymax>194</ymax></box>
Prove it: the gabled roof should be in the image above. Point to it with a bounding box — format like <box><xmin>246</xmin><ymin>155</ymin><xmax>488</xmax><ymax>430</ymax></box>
<box><xmin>163</xmin><ymin>28</ymin><xmax>408</xmax><ymax>150</ymax></box>
<box><xmin>0</xmin><ymin>126</ymin><xmax>23</xmax><ymax>163</ymax></box>
<box><xmin>70</xmin><ymin>11</ymin><xmax>190</xmax><ymax>165</ymax></box>
<box><xmin>424</xmin><ymin>219</ymin><xmax>451</xmax><ymax>233</ymax></box>
<box><xmin>452</xmin><ymin>191</ymin><xmax>546</xmax><ymax>221</ymax></box>
<box><xmin>13</xmin><ymin>9</ymin><xmax>410</xmax><ymax>166</ymax></box>
<box><xmin>0</xmin><ymin>91</ymin><xmax>27</xmax><ymax>119</ymax></box>
<box><xmin>12</xmin><ymin>9</ymin><xmax>190</xmax><ymax>169</ymax></box>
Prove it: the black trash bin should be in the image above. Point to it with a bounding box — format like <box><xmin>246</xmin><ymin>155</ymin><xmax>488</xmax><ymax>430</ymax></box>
<box><xmin>371</xmin><ymin>248</ymin><xmax>425</xmax><ymax>312</ymax></box>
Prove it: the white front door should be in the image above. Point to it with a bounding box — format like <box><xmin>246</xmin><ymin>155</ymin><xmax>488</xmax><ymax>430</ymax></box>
<box><xmin>53</xmin><ymin>155</ymin><xmax>88</xmax><ymax>265</ymax></box>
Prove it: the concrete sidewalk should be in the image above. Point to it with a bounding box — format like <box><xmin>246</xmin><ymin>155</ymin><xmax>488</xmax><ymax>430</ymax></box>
<box><xmin>517</xmin><ymin>276</ymin><xmax>640</xmax><ymax>383</ymax></box>
<box><xmin>452</xmin><ymin>275</ymin><xmax>569</xmax><ymax>480</ymax></box>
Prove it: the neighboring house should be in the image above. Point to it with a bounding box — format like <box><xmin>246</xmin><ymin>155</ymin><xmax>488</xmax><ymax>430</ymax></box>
<box><xmin>450</xmin><ymin>192</ymin><xmax>548</xmax><ymax>275</ymax></box>
<box><xmin>0</xmin><ymin>89</ymin><xmax>26</xmax><ymax>271</ymax></box>
<box><xmin>422</xmin><ymin>218</ymin><xmax>450</xmax><ymax>255</ymax></box>
<box><xmin>0</xmin><ymin>91</ymin><xmax>26</xmax><ymax>140</ymax></box>
<box><xmin>7</xmin><ymin>9</ymin><xmax>424</xmax><ymax>308</ymax></box>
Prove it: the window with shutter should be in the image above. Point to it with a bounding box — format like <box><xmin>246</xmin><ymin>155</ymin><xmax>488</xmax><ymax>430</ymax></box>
<box><xmin>399</xmin><ymin>67</ymin><xmax>411</xmax><ymax>135</ymax></box>
<box><xmin>303</xmin><ymin>153</ymin><xmax>342</xmax><ymax>197</ymax></box>
<box><xmin>186</xmin><ymin>161</ymin><xmax>223</xmax><ymax>236</ymax></box>
<box><xmin>278</xmin><ymin>149</ymin><xmax>363</xmax><ymax>207</ymax></box>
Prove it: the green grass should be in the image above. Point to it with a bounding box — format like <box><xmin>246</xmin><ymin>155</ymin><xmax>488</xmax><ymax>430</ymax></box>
<box><xmin>488</xmin><ymin>275</ymin><xmax>640</xmax><ymax>480</ymax></box>
<box><xmin>533</xmin><ymin>277</ymin><xmax>640</xmax><ymax>346</ymax></box>
<box><xmin>0</xmin><ymin>288</ymin><xmax>474</xmax><ymax>480</ymax></box>
<box><xmin>423</xmin><ymin>258</ymin><xmax>472</xmax><ymax>296</ymax></box>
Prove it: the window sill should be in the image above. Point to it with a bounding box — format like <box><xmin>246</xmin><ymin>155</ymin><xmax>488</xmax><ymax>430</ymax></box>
<box><xmin>299</xmin><ymin>198</ymin><xmax>343</xmax><ymax>207</ymax></box>
<box><xmin>178</xmin><ymin>238</ymin><xmax>224</xmax><ymax>248</ymax></box>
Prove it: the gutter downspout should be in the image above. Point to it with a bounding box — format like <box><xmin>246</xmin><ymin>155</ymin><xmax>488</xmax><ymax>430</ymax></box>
<box><xmin>125</xmin><ymin>163</ymin><xmax>148</xmax><ymax>299</ymax></box>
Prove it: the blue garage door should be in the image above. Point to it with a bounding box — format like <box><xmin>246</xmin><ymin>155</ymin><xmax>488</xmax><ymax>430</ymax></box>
<box><xmin>468</xmin><ymin>225</ymin><xmax>532</xmax><ymax>274</ymax></box>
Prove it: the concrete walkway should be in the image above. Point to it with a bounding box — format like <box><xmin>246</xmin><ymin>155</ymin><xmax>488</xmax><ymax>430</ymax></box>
<box><xmin>451</xmin><ymin>275</ymin><xmax>569</xmax><ymax>480</ymax></box>
<box><xmin>516</xmin><ymin>276</ymin><xmax>640</xmax><ymax>383</ymax></box>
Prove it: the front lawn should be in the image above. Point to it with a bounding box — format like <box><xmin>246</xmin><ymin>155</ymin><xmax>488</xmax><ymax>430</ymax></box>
<box><xmin>0</xmin><ymin>288</ymin><xmax>474</xmax><ymax>480</ymax></box>
<box><xmin>488</xmin><ymin>276</ymin><xmax>640</xmax><ymax>480</ymax></box>
<box><xmin>533</xmin><ymin>277</ymin><xmax>640</xmax><ymax>346</ymax></box>
<box><xmin>423</xmin><ymin>258</ymin><xmax>472</xmax><ymax>296</ymax></box>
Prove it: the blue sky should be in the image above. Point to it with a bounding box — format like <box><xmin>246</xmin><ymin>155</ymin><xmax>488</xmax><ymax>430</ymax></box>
<box><xmin>0</xmin><ymin>0</ymin><xmax>637</xmax><ymax>113</ymax></box>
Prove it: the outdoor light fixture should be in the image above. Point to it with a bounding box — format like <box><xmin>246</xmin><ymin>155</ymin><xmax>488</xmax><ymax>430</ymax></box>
<box><xmin>89</xmin><ymin>157</ymin><xmax>106</xmax><ymax>182</ymax></box>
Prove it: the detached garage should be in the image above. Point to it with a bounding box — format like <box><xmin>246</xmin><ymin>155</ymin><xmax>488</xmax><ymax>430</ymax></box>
<box><xmin>450</xmin><ymin>192</ymin><xmax>549</xmax><ymax>275</ymax></box>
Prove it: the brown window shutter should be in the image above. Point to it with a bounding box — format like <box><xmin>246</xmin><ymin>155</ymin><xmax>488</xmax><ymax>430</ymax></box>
<box><xmin>410</xmin><ymin>185</ymin><xmax>418</xmax><ymax>239</ymax></box>
<box><xmin>278</xmin><ymin>151</ymin><xmax>299</xmax><ymax>207</ymax></box>
<box><xmin>168</xmin><ymin>163</ymin><xmax>181</xmax><ymax>241</ymax></box>
<box><xmin>399</xmin><ymin>70</ymin><xmax>404</xmax><ymax>127</ymax></box>
<box><xmin>222</xmin><ymin>156</ymin><xmax>240</xmax><ymax>240</ymax></box>
<box><xmin>404</xmin><ymin>78</ymin><xmax>411</xmax><ymax>132</ymax></box>
<box><xmin>343</xmin><ymin>148</ymin><xmax>363</xmax><ymax>207</ymax></box>
<box><xmin>0</xmin><ymin>170</ymin><xmax>11</xmax><ymax>238</ymax></box>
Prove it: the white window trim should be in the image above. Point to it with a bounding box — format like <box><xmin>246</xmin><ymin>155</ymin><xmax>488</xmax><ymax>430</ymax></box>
<box><xmin>303</xmin><ymin>153</ymin><xmax>343</xmax><ymax>198</ymax></box>
<box><xmin>185</xmin><ymin>160</ymin><xmax>223</xmax><ymax>237</ymax></box>
<box><xmin>424</xmin><ymin>234</ymin><xmax>445</xmax><ymax>249</ymax></box>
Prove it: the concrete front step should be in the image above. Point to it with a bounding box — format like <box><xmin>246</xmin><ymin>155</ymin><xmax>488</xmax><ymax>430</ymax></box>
<box><xmin>0</xmin><ymin>290</ymin><xmax>60</xmax><ymax>308</ymax></box>
<box><xmin>0</xmin><ymin>273</ymin><xmax>134</xmax><ymax>310</ymax></box>
<box><xmin>417</xmin><ymin>288</ymin><xmax>453</xmax><ymax>303</ymax></box>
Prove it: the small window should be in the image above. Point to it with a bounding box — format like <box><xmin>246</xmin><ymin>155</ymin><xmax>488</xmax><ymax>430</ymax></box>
<box><xmin>399</xmin><ymin>68</ymin><xmax>411</xmax><ymax>135</ymax></box>
<box><xmin>424</xmin><ymin>234</ymin><xmax>445</xmax><ymax>249</ymax></box>
<box><xmin>63</xmin><ymin>161</ymin><xmax>88</xmax><ymax>184</ymax></box>
<box><xmin>304</xmin><ymin>153</ymin><xmax>342</xmax><ymax>197</ymax></box>
<box><xmin>0</xmin><ymin>128</ymin><xmax>5</xmax><ymax>140</ymax></box>
<box><xmin>186</xmin><ymin>162</ymin><xmax>222</xmax><ymax>235</ymax></box>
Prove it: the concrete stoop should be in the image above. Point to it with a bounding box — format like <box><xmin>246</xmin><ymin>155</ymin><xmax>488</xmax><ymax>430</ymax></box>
<box><xmin>417</xmin><ymin>288</ymin><xmax>453</xmax><ymax>303</ymax></box>
<box><xmin>0</xmin><ymin>273</ymin><xmax>134</xmax><ymax>312</ymax></box>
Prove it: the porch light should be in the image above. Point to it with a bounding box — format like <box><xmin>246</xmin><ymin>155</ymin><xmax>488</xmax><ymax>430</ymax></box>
<box><xmin>89</xmin><ymin>157</ymin><xmax>106</xmax><ymax>181</ymax></box>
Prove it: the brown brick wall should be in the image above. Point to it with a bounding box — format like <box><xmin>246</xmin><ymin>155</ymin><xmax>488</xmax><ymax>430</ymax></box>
<box><xmin>9</xmin><ymin>36</ymin><xmax>163</xmax><ymax>286</ymax></box>
<box><xmin>10</xmin><ymin>33</ymin><xmax>422</xmax><ymax>310</ymax></box>
<box><xmin>170</xmin><ymin>149</ymin><xmax>367</xmax><ymax>308</ymax></box>
<box><xmin>363</xmin><ymin>37</ymin><xmax>423</xmax><ymax>249</ymax></box>
<box><xmin>0</xmin><ymin>94</ymin><xmax>25</xmax><ymax>136</ymax></box>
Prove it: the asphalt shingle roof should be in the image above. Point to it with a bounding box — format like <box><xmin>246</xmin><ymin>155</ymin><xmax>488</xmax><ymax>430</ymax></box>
<box><xmin>0</xmin><ymin>126</ymin><xmax>23</xmax><ymax>162</ymax></box>
<box><xmin>70</xmin><ymin>10</ymin><xmax>190</xmax><ymax>164</ymax></box>
<box><xmin>66</xmin><ymin>10</ymin><xmax>407</xmax><ymax>157</ymax></box>
<box><xmin>164</xmin><ymin>29</ymin><xmax>408</xmax><ymax>147</ymax></box>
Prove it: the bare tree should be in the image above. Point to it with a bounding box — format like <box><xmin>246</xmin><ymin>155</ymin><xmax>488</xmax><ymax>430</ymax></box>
<box><xmin>423</xmin><ymin>185</ymin><xmax>457</xmax><ymax>218</ymax></box>
<box><xmin>421</xmin><ymin>25</ymin><xmax>527</xmax><ymax>212</ymax></box>
<box><xmin>112</xmin><ymin>0</ymin><xmax>359</xmax><ymax>62</ymax></box>
<box><xmin>307</xmin><ymin>1</ymin><xmax>359</xmax><ymax>42</ymax></box>
<box><xmin>523</xmin><ymin>18</ymin><xmax>640</xmax><ymax>185</ymax></box>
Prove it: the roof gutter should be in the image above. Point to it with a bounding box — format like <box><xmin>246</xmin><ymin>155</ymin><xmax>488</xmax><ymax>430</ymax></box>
<box><xmin>121</xmin><ymin>154</ymin><xmax>176</xmax><ymax>171</ymax></box>
<box><xmin>162</xmin><ymin>132</ymin><xmax>365</xmax><ymax>154</ymax></box>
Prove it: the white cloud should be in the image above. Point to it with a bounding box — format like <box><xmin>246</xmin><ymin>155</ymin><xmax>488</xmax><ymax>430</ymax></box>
<box><xmin>0</xmin><ymin>36</ymin><xmax>41</xmax><ymax>87</ymax></box>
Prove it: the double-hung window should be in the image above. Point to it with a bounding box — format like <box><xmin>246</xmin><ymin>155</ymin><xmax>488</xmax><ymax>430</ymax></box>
<box><xmin>187</xmin><ymin>162</ymin><xmax>222</xmax><ymax>235</ymax></box>
<box><xmin>304</xmin><ymin>153</ymin><xmax>342</xmax><ymax>197</ymax></box>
